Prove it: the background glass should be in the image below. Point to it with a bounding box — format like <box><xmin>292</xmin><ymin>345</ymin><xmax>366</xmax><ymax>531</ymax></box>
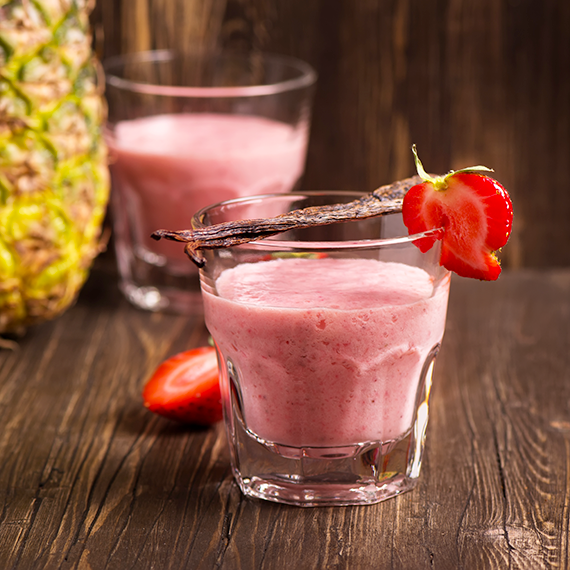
<box><xmin>104</xmin><ymin>50</ymin><xmax>316</xmax><ymax>313</ymax></box>
<box><xmin>195</xmin><ymin>192</ymin><xmax>451</xmax><ymax>507</ymax></box>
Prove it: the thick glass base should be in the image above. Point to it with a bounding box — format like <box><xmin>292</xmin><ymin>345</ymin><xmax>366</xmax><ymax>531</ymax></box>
<box><xmin>230</xmin><ymin>423</ymin><xmax>422</xmax><ymax>507</ymax></box>
<box><xmin>221</xmin><ymin>347</ymin><xmax>437</xmax><ymax>507</ymax></box>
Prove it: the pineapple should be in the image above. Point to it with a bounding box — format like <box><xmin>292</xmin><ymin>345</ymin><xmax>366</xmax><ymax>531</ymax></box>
<box><xmin>0</xmin><ymin>0</ymin><xmax>109</xmax><ymax>334</ymax></box>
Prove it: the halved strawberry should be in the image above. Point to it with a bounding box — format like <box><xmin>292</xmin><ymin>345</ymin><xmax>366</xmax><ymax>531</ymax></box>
<box><xmin>402</xmin><ymin>146</ymin><xmax>513</xmax><ymax>280</ymax></box>
<box><xmin>143</xmin><ymin>347</ymin><xmax>223</xmax><ymax>425</ymax></box>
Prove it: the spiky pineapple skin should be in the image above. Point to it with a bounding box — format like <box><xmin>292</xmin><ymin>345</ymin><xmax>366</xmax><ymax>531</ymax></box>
<box><xmin>0</xmin><ymin>0</ymin><xmax>110</xmax><ymax>334</ymax></box>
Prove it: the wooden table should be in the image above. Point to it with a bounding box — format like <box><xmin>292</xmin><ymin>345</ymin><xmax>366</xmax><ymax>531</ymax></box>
<box><xmin>1</xmin><ymin>258</ymin><xmax>569</xmax><ymax>569</ymax></box>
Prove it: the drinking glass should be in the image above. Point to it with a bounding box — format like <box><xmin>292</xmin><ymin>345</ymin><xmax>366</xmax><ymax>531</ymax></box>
<box><xmin>194</xmin><ymin>192</ymin><xmax>451</xmax><ymax>506</ymax></box>
<box><xmin>104</xmin><ymin>50</ymin><xmax>316</xmax><ymax>313</ymax></box>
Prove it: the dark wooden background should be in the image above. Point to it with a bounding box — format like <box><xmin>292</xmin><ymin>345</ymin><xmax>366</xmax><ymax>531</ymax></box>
<box><xmin>91</xmin><ymin>0</ymin><xmax>570</xmax><ymax>270</ymax></box>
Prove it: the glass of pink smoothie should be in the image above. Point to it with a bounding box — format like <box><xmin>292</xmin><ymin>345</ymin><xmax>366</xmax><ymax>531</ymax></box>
<box><xmin>194</xmin><ymin>192</ymin><xmax>451</xmax><ymax>506</ymax></box>
<box><xmin>104</xmin><ymin>50</ymin><xmax>316</xmax><ymax>313</ymax></box>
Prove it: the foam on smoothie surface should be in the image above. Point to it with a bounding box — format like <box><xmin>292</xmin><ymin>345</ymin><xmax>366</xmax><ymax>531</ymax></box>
<box><xmin>214</xmin><ymin>257</ymin><xmax>435</xmax><ymax>310</ymax></box>
<box><xmin>114</xmin><ymin>113</ymin><xmax>302</xmax><ymax>158</ymax></box>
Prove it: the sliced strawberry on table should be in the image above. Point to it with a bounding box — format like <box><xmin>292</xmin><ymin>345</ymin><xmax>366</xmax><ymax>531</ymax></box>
<box><xmin>143</xmin><ymin>346</ymin><xmax>223</xmax><ymax>425</ymax></box>
<box><xmin>402</xmin><ymin>145</ymin><xmax>513</xmax><ymax>280</ymax></box>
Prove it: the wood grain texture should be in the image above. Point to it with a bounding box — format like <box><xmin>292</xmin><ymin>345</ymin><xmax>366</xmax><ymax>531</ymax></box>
<box><xmin>1</xmin><ymin>256</ymin><xmax>570</xmax><ymax>569</ymax></box>
<box><xmin>92</xmin><ymin>0</ymin><xmax>570</xmax><ymax>269</ymax></box>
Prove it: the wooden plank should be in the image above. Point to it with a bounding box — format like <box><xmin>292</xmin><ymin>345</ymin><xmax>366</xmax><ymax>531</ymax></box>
<box><xmin>1</xmin><ymin>261</ymin><xmax>569</xmax><ymax>568</ymax></box>
<box><xmin>427</xmin><ymin>271</ymin><xmax>570</xmax><ymax>569</ymax></box>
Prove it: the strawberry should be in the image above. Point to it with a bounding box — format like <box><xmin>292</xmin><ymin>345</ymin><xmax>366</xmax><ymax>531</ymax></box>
<box><xmin>402</xmin><ymin>145</ymin><xmax>513</xmax><ymax>280</ymax></box>
<box><xmin>142</xmin><ymin>347</ymin><xmax>223</xmax><ymax>425</ymax></box>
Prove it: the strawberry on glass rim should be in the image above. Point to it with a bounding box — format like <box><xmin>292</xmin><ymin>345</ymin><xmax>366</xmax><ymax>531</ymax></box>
<box><xmin>402</xmin><ymin>145</ymin><xmax>513</xmax><ymax>280</ymax></box>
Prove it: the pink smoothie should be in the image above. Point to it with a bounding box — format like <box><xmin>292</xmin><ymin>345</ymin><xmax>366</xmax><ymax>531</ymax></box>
<box><xmin>108</xmin><ymin>113</ymin><xmax>308</xmax><ymax>270</ymax></box>
<box><xmin>203</xmin><ymin>257</ymin><xmax>450</xmax><ymax>448</ymax></box>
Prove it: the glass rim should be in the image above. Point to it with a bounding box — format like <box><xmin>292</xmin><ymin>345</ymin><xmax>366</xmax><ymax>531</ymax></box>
<box><xmin>192</xmin><ymin>191</ymin><xmax>444</xmax><ymax>251</ymax></box>
<box><xmin>103</xmin><ymin>49</ymin><xmax>317</xmax><ymax>98</ymax></box>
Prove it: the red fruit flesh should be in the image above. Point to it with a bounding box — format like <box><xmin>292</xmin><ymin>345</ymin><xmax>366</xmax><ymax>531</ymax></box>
<box><xmin>143</xmin><ymin>347</ymin><xmax>222</xmax><ymax>425</ymax></box>
<box><xmin>403</xmin><ymin>156</ymin><xmax>513</xmax><ymax>280</ymax></box>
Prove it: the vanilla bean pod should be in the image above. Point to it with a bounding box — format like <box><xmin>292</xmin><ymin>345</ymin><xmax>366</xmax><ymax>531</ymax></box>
<box><xmin>152</xmin><ymin>175</ymin><xmax>422</xmax><ymax>267</ymax></box>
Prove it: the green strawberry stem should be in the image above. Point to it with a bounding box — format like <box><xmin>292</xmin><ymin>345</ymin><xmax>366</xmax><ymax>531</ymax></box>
<box><xmin>411</xmin><ymin>144</ymin><xmax>494</xmax><ymax>191</ymax></box>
